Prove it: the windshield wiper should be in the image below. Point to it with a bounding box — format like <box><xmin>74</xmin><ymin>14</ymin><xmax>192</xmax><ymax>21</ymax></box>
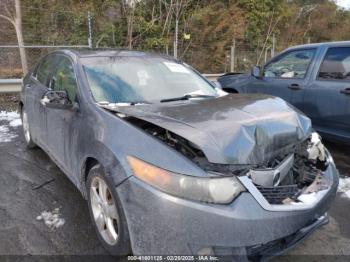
<box><xmin>97</xmin><ymin>101</ymin><xmax>151</xmax><ymax>106</ymax></box>
<box><xmin>160</xmin><ymin>94</ymin><xmax>216</xmax><ymax>103</ymax></box>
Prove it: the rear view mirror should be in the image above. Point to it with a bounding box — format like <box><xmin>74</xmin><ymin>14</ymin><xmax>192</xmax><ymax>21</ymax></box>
<box><xmin>251</xmin><ymin>66</ymin><xmax>262</xmax><ymax>78</ymax></box>
<box><xmin>41</xmin><ymin>90</ymin><xmax>75</xmax><ymax>110</ymax></box>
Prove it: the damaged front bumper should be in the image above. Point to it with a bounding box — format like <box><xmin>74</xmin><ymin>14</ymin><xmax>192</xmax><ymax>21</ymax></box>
<box><xmin>239</xmin><ymin>151</ymin><xmax>338</xmax><ymax>212</ymax></box>
<box><xmin>247</xmin><ymin>214</ymin><xmax>329</xmax><ymax>260</ymax></box>
<box><xmin>116</xmin><ymin>157</ymin><xmax>338</xmax><ymax>258</ymax></box>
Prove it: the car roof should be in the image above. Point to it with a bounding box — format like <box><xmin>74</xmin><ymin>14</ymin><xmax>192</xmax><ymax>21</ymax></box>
<box><xmin>286</xmin><ymin>41</ymin><xmax>350</xmax><ymax>51</ymax></box>
<box><xmin>53</xmin><ymin>48</ymin><xmax>176</xmax><ymax>61</ymax></box>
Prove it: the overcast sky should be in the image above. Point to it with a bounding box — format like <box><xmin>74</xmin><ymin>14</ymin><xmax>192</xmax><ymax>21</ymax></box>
<box><xmin>336</xmin><ymin>0</ymin><xmax>350</xmax><ymax>9</ymax></box>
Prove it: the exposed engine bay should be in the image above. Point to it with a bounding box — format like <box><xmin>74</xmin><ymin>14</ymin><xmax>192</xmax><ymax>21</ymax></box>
<box><xmin>123</xmin><ymin>116</ymin><xmax>251</xmax><ymax>175</ymax></box>
<box><xmin>122</xmin><ymin>115</ymin><xmax>330</xmax><ymax>206</ymax></box>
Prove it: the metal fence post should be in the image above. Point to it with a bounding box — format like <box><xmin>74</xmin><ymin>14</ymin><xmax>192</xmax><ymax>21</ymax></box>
<box><xmin>230</xmin><ymin>38</ymin><xmax>235</xmax><ymax>72</ymax></box>
<box><xmin>174</xmin><ymin>18</ymin><xmax>179</xmax><ymax>59</ymax></box>
<box><xmin>272</xmin><ymin>34</ymin><xmax>276</xmax><ymax>58</ymax></box>
<box><xmin>88</xmin><ymin>11</ymin><xmax>93</xmax><ymax>48</ymax></box>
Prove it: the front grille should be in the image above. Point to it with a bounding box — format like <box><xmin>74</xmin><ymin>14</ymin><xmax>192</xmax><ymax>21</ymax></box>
<box><xmin>256</xmin><ymin>185</ymin><xmax>299</xmax><ymax>204</ymax></box>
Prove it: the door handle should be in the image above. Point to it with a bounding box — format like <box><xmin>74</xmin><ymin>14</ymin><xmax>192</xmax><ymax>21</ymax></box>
<box><xmin>288</xmin><ymin>84</ymin><xmax>302</xmax><ymax>90</ymax></box>
<box><xmin>340</xmin><ymin>88</ymin><xmax>350</xmax><ymax>95</ymax></box>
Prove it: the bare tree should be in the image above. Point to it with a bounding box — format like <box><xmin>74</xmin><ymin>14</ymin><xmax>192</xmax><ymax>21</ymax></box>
<box><xmin>256</xmin><ymin>10</ymin><xmax>281</xmax><ymax>65</ymax></box>
<box><xmin>0</xmin><ymin>0</ymin><xmax>28</xmax><ymax>75</ymax></box>
<box><xmin>122</xmin><ymin>0</ymin><xmax>138</xmax><ymax>49</ymax></box>
<box><xmin>171</xmin><ymin>0</ymin><xmax>192</xmax><ymax>58</ymax></box>
<box><xmin>158</xmin><ymin>0</ymin><xmax>193</xmax><ymax>58</ymax></box>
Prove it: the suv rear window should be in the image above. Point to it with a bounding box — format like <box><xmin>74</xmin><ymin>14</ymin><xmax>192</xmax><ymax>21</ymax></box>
<box><xmin>318</xmin><ymin>47</ymin><xmax>350</xmax><ymax>81</ymax></box>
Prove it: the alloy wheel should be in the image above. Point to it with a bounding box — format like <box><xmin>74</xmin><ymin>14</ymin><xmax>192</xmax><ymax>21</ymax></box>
<box><xmin>22</xmin><ymin>110</ymin><xmax>31</xmax><ymax>143</ymax></box>
<box><xmin>90</xmin><ymin>176</ymin><xmax>119</xmax><ymax>246</ymax></box>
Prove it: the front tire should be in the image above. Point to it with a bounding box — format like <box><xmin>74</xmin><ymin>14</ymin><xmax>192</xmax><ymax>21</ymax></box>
<box><xmin>86</xmin><ymin>164</ymin><xmax>131</xmax><ymax>256</ymax></box>
<box><xmin>21</xmin><ymin>106</ymin><xmax>37</xmax><ymax>149</ymax></box>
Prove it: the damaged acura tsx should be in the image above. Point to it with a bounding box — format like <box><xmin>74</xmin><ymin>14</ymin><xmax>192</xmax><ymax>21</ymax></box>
<box><xmin>20</xmin><ymin>49</ymin><xmax>339</xmax><ymax>260</ymax></box>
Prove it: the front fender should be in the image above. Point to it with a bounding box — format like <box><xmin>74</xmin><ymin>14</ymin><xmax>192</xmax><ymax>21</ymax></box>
<box><xmin>79</xmin><ymin>140</ymin><xmax>129</xmax><ymax>198</ymax></box>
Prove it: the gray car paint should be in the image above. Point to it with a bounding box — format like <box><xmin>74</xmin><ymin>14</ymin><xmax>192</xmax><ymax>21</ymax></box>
<box><xmin>117</xmin><ymin>165</ymin><xmax>337</xmax><ymax>255</ymax></box>
<box><xmin>218</xmin><ymin>41</ymin><xmax>350</xmax><ymax>143</ymax></box>
<box><xmin>109</xmin><ymin>94</ymin><xmax>311</xmax><ymax>165</ymax></box>
<box><xmin>20</xmin><ymin>49</ymin><xmax>338</xmax><ymax>258</ymax></box>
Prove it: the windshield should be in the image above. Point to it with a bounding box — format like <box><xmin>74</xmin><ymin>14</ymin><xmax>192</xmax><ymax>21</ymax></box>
<box><xmin>81</xmin><ymin>56</ymin><xmax>217</xmax><ymax>104</ymax></box>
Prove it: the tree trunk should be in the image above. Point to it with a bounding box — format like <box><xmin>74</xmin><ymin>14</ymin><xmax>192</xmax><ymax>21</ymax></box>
<box><xmin>127</xmin><ymin>8</ymin><xmax>134</xmax><ymax>50</ymax></box>
<box><xmin>173</xmin><ymin>18</ymin><xmax>178</xmax><ymax>58</ymax></box>
<box><xmin>14</xmin><ymin>0</ymin><xmax>28</xmax><ymax>75</ymax></box>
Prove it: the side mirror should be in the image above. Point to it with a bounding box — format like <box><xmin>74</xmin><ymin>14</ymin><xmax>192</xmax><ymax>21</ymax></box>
<box><xmin>41</xmin><ymin>90</ymin><xmax>75</xmax><ymax>110</ymax></box>
<box><xmin>251</xmin><ymin>66</ymin><xmax>262</xmax><ymax>78</ymax></box>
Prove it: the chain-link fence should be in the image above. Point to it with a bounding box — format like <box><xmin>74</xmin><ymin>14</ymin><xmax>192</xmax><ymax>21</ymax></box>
<box><xmin>0</xmin><ymin>5</ymin><xmax>296</xmax><ymax>79</ymax></box>
<box><xmin>0</xmin><ymin>46</ymin><xmax>91</xmax><ymax>79</ymax></box>
<box><xmin>0</xmin><ymin>3</ymin><xmax>91</xmax><ymax>79</ymax></box>
<box><xmin>0</xmin><ymin>43</ymin><xmax>281</xmax><ymax>79</ymax></box>
<box><xmin>0</xmin><ymin>47</ymin><xmax>58</xmax><ymax>78</ymax></box>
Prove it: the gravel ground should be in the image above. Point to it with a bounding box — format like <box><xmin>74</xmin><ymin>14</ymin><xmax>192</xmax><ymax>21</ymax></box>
<box><xmin>0</xmin><ymin>93</ymin><xmax>19</xmax><ymax>111</ymax></box>
<box><xmin>0</xmin><ymin>95</ymin><xmax>349</xmax><ymax>261</ymax></box>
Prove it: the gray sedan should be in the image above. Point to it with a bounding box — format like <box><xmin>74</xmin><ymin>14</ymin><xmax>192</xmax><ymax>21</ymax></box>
<box><xmin>20</xmin><ymin>49</ymin><xmax>338</xmax><ymax>260</ymax></box>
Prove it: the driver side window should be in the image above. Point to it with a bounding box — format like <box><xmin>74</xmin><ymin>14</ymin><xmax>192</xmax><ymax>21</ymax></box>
<box><xmin>263</xmin><ymin>49</ymin><xmax>316</xmax><ymax>79</ymax></box>
<box><xmin>49</xmin><ymin>57</ymin><xmax>78</xmax><ymax>102</ymax></box>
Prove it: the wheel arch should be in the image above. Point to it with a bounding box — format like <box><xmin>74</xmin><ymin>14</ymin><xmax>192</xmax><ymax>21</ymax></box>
<box><xmin>19</xmin><ymin>101</ymin><xmax>24</xmax><ymax>112</ymax></box>
<box><xmin>79</xmin><ymin>142</ymin><xmax>129</xmax><ymax>199</ymax></box>
<box><xmin>222</xmin><ymin>87</ymin><xmax>238</xmax><ymax>93</ymax></box>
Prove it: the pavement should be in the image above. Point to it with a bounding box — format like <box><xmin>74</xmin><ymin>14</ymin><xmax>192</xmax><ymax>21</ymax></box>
<box><xmin>0</xmin><ymin>111</ymin><xmax>350</xmax><ymax>261</ymax></box>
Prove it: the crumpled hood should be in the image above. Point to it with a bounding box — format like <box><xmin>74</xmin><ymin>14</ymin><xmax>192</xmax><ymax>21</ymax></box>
<box><xmin>113</xmin><ymin>94</ymin><xmax>312</xmax><ymax>165</ymax></box>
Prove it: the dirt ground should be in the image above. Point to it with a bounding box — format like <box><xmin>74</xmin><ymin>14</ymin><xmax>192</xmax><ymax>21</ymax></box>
<box><xmin>0</xmin><ymin>93</ymin><xmax>19</xmax><ymax>111</ymax></box>
<box><xmin>0</xmin><ymin>101</ymin><xmax>350</xmax><ymax>261</ymax></box>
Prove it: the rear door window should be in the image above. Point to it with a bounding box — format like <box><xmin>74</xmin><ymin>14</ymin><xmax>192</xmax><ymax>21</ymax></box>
<box><xmin>318</xmin><ymin>47</ymin><xmax>350</xmax><ymax>81</ymax></box>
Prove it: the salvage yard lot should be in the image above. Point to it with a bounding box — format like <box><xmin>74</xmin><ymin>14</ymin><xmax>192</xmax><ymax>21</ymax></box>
<box><xmin>0</xmin><ymin>109</ymin><xmax>350</xmax><ymax>260</ymax></box>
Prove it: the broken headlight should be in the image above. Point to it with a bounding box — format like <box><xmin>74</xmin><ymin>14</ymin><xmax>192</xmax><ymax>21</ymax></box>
<box><xmin>300</xmin><ymin>132</ymin><xmax>331</xmax><ymax>171</ymax></box>
<box><xmin>127</xmin><ymin>156</ymin><xmax>245</xmax><ymax>204</ymax></box>
<box><xmin>307</xmin><ymin>132</ymin><xmax>326</xmax><ymax>162</ymax></box>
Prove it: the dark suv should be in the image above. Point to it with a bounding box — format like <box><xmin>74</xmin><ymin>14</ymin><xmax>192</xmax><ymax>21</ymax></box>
<box><xmin>218</xmin><ymin>41</ymin><xmax>350</xmax><ymax>143</ymax></box>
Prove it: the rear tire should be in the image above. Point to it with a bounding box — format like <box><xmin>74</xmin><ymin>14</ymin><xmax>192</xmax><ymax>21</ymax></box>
<box><xmin>21</xmin><ymin>106</ymin><xmax>37</xmax><ymax>149</ymax></box>
<box><xmin>86</xmin><ymin>164</ymin><xmax>132</xmax><ymax>256</ymax></box>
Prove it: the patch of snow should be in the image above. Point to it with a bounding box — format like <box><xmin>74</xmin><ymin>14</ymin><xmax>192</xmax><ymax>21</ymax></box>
<box><xmin>9</xmin><ymin>118</ymin><xmax>22</xmax><ymax>127</ymax></box>
<box><xmin>36</xmin><ymin>208</ymin><xmax>65</xmax><ymax>229</ymax></box>
<box><xmin>297</xmin><ymin>192</ymin><xmax>317</xmax><ymax>204</ymax></box>
<box><xmin>0</xmin><ymin>111</ymin><xmax>21</xmax><ymax>143</ymax></box>
<box><xmin>0</xmin><ymin>111</ymin><xmax>20</xmax><ymax>122</ymax></box>
<box><xmin>338</xmin><ymin>177</ymin><xmax>350</xmax><ymax>199</ymax></box>
<box><xmin>344</xmin><ymin>190</ymin><xmax>350</xmax><ymax>199</ymax></box>
<box><xmin>0</xmin><ymin>125</ymin><xmax>17</xmax><ymax>142</ymax></box>
<box><xmin>338</xmin><ymin>177</ymin><xmax>350</xmax><ymax>192</ymax></box>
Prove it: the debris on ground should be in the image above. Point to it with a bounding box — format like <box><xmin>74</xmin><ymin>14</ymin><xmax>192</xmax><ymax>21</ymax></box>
<box><xmin>32</xmin><ymin>178</ymin><xmax>55</xmax><ymax>190</ymax></box>
<box><xmin>36</xmin><ymin>208</ymin><xmax>65</xmax><ymax>229</ymax></box>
